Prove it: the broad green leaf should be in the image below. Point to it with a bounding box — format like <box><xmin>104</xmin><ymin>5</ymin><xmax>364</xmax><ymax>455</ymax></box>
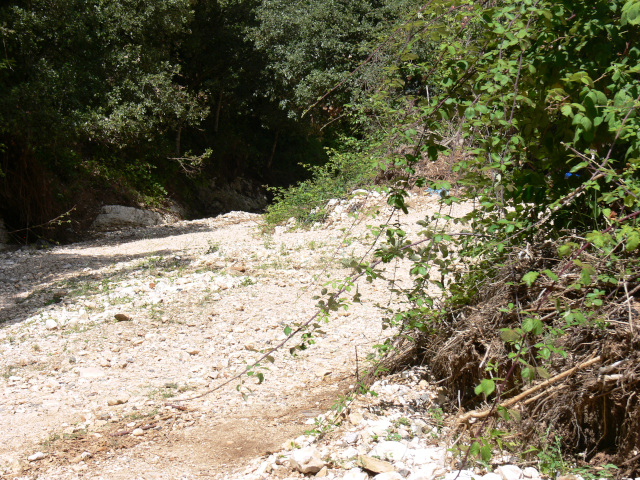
<box><xmin>522</xmin><ymin>271</ymin><xmax>539</xmax><ymax>286</ymax></box>
<box><xmin>508</xmin><ymin>409</ymin><xmax>521</xmax><ymax>423</ymax></box>
<box><xmin>480</xmin><ymin>444</ymin><xmax>492</xmax><ymax>462</ymax></box>
<box><xmin>522</xmin><ymin>318</ymin><xmax>543</xmax><ymax>335</ymax></box>
<box><xmin>536</xmin><ymin>367</ymin><xmax>550</xmax><ymax>379</ymax></box>
<box><xmin>521</xmin><ymin>366</ymin><xmax>535</xmax><ymax>381</ymax></box>
<box><xmin>622</xmin><ymin>0</ymin><xmax>640</xmax><ymax>25</ymax></box>
<box><xmin>470</xmin><ymin>441</ymin><xmax>481</xmax><ymax>457</ymax></box>
<box><xmin>474</xmin><ymin>378</ymin><xmax>496</xmax><ymax>396</ymax></box>
<box><xmin>560</xmin><ymin>104</ymin><xmax>573</xmax><ymax>117</ymax></box>
<box><xmin>558</xmin><ymin>242</ymin><xmax>578</xmax><ymax>257</ymax></box>
<box><xmin>542</xmin><ymin>269</ymin><xmax>558</xmax><ymax>282</ymax></box>
<box><xmin>626</xmin><ymin>231</ymin><xmax>640</xmax><ymax>251</ymax></box>
<box><xmin>500</xmin><ymin>328</ymin><xmax>522</xmax><ymax>342</ymax></box>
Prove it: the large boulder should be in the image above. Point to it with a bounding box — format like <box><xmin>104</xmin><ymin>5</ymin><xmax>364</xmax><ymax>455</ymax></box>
<box><xmin>90</xmin><ymin>205</ymin><xmax>165</xmax><ymax>231</ymax></box>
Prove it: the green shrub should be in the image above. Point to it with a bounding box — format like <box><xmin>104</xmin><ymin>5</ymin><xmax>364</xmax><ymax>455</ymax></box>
<box><xmin>264</xmin><ymin>136</ymin><xmax>381</xmax><ymax>225</ymax></box>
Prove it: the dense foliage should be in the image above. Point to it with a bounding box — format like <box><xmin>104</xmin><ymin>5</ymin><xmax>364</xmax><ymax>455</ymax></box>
<box><xmin>360</xmin><ymin>0</ymin><xmax>640</xmax><ymax>470</ymax></box>
<box><xmin>0</xmin><ymin>0</ymin><xmax>416</xmax><ymax>240</ymax></box>
<box><xmin>269</xmin><ymin>0</ymin><xmax>640</xmax><ymax>472</ymax></box>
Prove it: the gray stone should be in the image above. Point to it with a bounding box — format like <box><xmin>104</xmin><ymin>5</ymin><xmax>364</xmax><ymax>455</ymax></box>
<box><xmin>91</xmin><ymin>205</ymin><xmax>164</xmax><ymax>231</ymax></box>
<box><xmin>394</xmin><ymin>461</ymin><xmax>411</xmax><ymax>477</ymax></box>
<box><xmin>339</xmin><ymin>447</ymin><xmax>359</xmax><ymax>459</ymax></box>
<box><xmin>290</xmin><ymin>447</ymin><xmax>325</xmax><ymax>474</ymax></box>
<box><xmin>344</xmin><ymin>432</ymin><xmax>360</xmax><ymax>444</ymax></box>
<box><xmin>367</xmin><ymin>419</ymin><xmax>393</xmax><ymax>437</ymax></box>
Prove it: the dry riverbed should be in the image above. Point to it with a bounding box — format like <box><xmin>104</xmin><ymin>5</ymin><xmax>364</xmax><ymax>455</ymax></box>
<box><xmin>0</xmin><ymin>193</ymin><xmax>472</xmax><ymax>479</ymax></box>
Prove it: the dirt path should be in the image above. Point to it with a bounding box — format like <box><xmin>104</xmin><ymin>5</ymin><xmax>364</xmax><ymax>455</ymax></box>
<box><xmin>0</xmin><ymin>194</ymin><xmax>472</xmax><ymax>479</ymax></box>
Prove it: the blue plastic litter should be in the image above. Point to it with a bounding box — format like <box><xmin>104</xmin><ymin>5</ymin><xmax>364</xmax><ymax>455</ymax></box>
<box><xmin>426</xmin><ymin>188</ymin><xmax>448</xmax><ymax>197</ymax></box>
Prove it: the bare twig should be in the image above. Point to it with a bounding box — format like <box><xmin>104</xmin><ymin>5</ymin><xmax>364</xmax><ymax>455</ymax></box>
<box><xmin>457</xmin><ymin>355</ymin><xmax>602</xmax><ymax>424</ymax></box>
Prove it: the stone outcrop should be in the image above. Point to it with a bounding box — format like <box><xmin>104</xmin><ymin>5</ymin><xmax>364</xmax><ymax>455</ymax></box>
<box><xmin>0</xmin><ymin>218</ymin><xmax>10</xmax><ymax>250</ymax></box>
<box><xmin>195</xmin><ymin>177</ymin><xmax>267</xmax><ymax>215</ymax></box>
<box><xmin>90</xmin><ymin>205</ymin><xmax>166</xmax><ymax>231</ymax></box>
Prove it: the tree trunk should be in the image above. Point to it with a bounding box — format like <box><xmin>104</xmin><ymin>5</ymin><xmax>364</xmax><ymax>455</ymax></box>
<box><xmin>214</xmin><ymin>90</ymin><xmax>223</xmax><ymax>133</ymax></box>
<box><xmin>267</xmin><ymin>129</ymin><xmax>280</xmax><ymax>171</ymax></box>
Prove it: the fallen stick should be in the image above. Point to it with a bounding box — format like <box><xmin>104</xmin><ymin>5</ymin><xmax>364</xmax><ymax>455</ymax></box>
<box><xmin>457</xmin><ymin>355</ymin><xmax>602</xmax><ymax>424</ymax></box>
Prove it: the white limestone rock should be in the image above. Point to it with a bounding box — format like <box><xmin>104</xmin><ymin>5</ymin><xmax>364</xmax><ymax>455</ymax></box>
<box><xmin>91</xmin><ymin>205</ymin><xmax>165</xmax><ymax>231</ymax></box>
<box><xmin>290</xmin><ymin>447</ymin><xmax>325</xmax><ymax>474</ymax></box>
<box><xmin>371</xmin><ymin>441</ymin><xmax>408</xmax><ymax>462</ymax></box>
<box><xmin>496</xmin><ymin>465</ymin><xmax>524</xmax><ymax>480</ymax></box>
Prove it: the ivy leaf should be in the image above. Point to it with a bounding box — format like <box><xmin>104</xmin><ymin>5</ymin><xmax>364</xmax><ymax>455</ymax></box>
<box><xmin>284</xmin><ymin>326</ymin><xmax>292</xmax><ymax>336</ymax></box>
<box><xmin>558</xmin><ymin>242</ymin><xmax>578</xmax><ymax>257</ymax></box>
<box><xmin>497</xmin><ymin>405</ymin><xmax>510</xmax><ymax>421</ymax></box>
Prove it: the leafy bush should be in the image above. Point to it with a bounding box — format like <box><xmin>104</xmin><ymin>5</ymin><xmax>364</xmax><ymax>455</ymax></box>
<box><xmin>264</xmin><ymin>137</ymin><xmax>382</xmax><ymax>225</ymax></box>
<box><xmin>299</xmin><ymin>0</ymin><xmax>640</xmax><ymax>472</ymax></box>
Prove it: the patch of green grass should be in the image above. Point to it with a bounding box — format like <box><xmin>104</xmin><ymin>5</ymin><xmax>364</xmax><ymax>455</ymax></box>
<box><xmin>395</xmin><ymin>417</ymin><xmax>410</xmax><ymax>427</ymax></box>
<box><xmin>62</xmin><ymin>428</ymin><xmax>88</xmax><ymax>441</ymax></box>
<box><xmin>62</xmin><ymin>322</ymin><xmax>96</xmax><ymax>336</ymax></box>
<box><xmin>205</xmin><ymin>241</ymin><xmax>221</xmax><ymax>254</ymax></box>
<box><xmin>2</xmin><ymin>365</ymin><xmax>20</xmax><ymax>379</ymax></box>
<box><xmin>264</xmin><ymin>137</ymin><xmax>379</xmax><ymax>225</ymax></box>
<box><xmin>40</xmin><ymin>433</ymin><xmax>61</xmax><ymax>449</ymax></box>
<box><xmin>148</xmin><ymin>382</ymin><xmax>186</xmax><ymax>400</ymax></box>
<box><xmin>108</xmin><ymin>295</ymin><xmax>134</xmax><ymax>306</ymax></box>
<box><xmin>240</xmin><ymin>277</ymin><xmax>257</xmax><ymax>287</ymax></box>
